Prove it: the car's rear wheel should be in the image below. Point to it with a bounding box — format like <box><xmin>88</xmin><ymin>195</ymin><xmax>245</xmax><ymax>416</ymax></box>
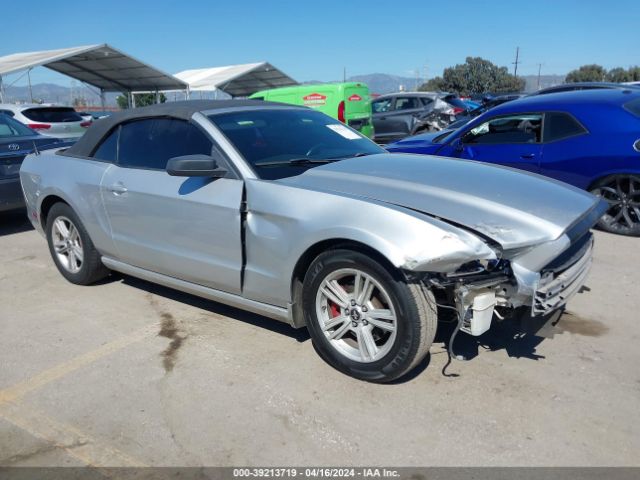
<box><xmin>45</xmin><ymin>203</ymin><xmax>109</xmax><ymax>284</ymax></box>
<box><xmin>302</xmin><ymin>249</ymin><xmax>437</xmax><ymax>383</ymax></box>
<box><xmin>590</xmin><ymin>174</ymin><xmax>640</xmax><ymax>236</ymax></box>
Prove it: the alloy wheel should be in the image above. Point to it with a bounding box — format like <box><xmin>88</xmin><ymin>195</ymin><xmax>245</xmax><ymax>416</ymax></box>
<box><xmin>315</xmin><ymin>268</ymin><xmax>398</xmax><ymax>363</ymax></box>
<box><xmin>51</xmin><ymin>216</ymin><xmax>84</xmax><ymax>274</ymax></box>
<box><xmin>592</xmin><ymin>175</ymin><xmax>640</xmax><ymax>232</ymax></box>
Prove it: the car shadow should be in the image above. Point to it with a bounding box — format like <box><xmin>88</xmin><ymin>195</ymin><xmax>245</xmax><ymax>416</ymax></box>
<box><xmin>0</xmin><ymin>210</ymin><xmax>34</xmax><ymax>236</ymax></box>
<box><xmin>98</xmin><ymin>271</ymin><xmax>578</xmax><ymax>383</ymax></box>
<box><xmin>389</xmin><ymin>310</ymin><xmax>556</xmax><ymax>384</ymax></box>
<box><xmin>434</xmin><ymin>307</ymin><xmax>564</xmax><ymax>363</ymax></box>
<box><xmin>114</xmin><ymin>273</ymin><xmax>311</xmax><ymax>343</ymax></box>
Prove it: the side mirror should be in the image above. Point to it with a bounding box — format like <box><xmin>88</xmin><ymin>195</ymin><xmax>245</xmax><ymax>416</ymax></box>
<box><xmin>451</xmin><ymin>137</ymin><xmax>464</xmax><ymax>152</ymax></box>
<box><xmin>166</xmin><ymin>154</ymin><xmax>227</xmax><ymax>177</ymax></box>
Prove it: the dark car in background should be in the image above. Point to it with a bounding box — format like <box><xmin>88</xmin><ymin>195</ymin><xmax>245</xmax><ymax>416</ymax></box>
<box><xmin>533</xmin><ymin>81</ymin><xmax>640</xmax><ymax>96</ymax></box>
<box><xmin>0</xmin><ymin>113</ymin><xmax>64</xmax><ymax>212</ymax></box>
<box><xmin>386</xmin><ymin>89</ymin><xmax>640</xmax><ymax>236</ymax></box>
<box><xmin>370</xmin><ymin>92</ymin><xmax>468</xmax><ymax>143</ymax></box>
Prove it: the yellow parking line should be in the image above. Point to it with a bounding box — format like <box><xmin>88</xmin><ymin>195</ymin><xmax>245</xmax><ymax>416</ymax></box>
<box><xmin>0</xmin><ymin>322</ymin><xmax>158</xmax><ymax>404</ymax></box>
<box><xmin>0</xmin><ymin>323</ymin><xmax>159</xmax><ymax>468</ymax></box>
<box><xmin>0</xmin><ymin>400</ymin><xmax>147</xmax><ymax>467</ymax></box>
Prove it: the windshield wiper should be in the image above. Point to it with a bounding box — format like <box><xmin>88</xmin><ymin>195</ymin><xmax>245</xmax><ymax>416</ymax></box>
<box><xmin>254</xmin><ymin>158</ymin><xmax>336</xmax><ymax>167</ymax></box>
<box><xmin>325</xmin><ymin>152</ymin><xmax>376</xmax><ymax>160</ymax></box>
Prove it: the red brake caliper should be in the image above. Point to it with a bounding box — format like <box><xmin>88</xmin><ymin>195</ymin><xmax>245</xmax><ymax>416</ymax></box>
<box><xmin>329</xmin><ymin>301</ymin><xmax>340</xmax><ymax>319</ymax></box>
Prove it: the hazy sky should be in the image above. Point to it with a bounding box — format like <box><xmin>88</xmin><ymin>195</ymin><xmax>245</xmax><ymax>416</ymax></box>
<box><xmin>1</xmin><ymin>0</ymin><xmax>639</xmax><ymax>87</ymax></box>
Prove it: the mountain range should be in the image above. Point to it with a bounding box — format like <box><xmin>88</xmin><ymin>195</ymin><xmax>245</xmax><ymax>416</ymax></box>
<box><xmin>1</xmin><ymin>73</ymin><xmax>567</xmax><ymax>106</ymax></box>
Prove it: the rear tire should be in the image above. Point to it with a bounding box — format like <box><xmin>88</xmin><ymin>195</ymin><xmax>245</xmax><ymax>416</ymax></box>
<box><xmin>302</xmin><ymin>249</ymin><xmax>437</xmax><ymax>383</ymax></box>
<box><xmin>45</xmin><ymin>203</ymin><xmax>109</xmax><ymax>285</ymax></box>
<box><xmin>590</xmin><ymin>174</ymin><xmax>640</xmax><ymax>236</ymax></box>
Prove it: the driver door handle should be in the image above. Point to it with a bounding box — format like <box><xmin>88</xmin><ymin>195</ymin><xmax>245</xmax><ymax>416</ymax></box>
<box><xmin>107</xmin><ymin>183</ymin><xmax>128</xmax><ymax>195</ymax></box>
<box><xmin>520</xmin><ymin>153</ymin><xmax>536</xmax><ymax>159</ymax></box>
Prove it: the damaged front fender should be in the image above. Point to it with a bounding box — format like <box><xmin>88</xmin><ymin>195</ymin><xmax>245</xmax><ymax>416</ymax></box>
<box><xmin>400</xmin><ymin>227</ymin><xmax>498</xmax><ymax>272</ymax></box>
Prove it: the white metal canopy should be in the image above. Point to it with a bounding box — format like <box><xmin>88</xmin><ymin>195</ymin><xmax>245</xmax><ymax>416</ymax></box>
<box><xmin>0</xmin><ymin>44</ymin><xmax>188</xmax><ymax>92</ymax></box>
<box><xmin>174</xmin><ymin>62</ymin><xmax>297</xmax><ymax>97</ymax></box>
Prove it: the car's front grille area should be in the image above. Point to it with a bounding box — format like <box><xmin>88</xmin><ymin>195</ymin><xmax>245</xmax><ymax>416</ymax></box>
<box><xmin>533</xmin><ymin>233</ymin><xmax>593</xmax><ymax>316</ymax></box>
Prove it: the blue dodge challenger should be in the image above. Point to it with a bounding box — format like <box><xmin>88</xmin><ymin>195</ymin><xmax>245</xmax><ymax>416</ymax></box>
<box><xmin>386</xmin><ymin>89</ymin><xmax>640</xmax><ymax>236</ymax></box>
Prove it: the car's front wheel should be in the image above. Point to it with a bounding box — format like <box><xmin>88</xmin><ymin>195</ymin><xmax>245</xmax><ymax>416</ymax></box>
<box><xmin>45</xmin><ymin>202</ymin><xmax>109</xmax><ymax>284</ymax></box>
<box><xmin>590</xmin><ymin>174</ymin><xmax>640</xmax><ymax>236</ymax></box>
<box><xmin>302</xmin><ymin>249</ymin><xmax>437</xmax><ymax>382</ymax></box>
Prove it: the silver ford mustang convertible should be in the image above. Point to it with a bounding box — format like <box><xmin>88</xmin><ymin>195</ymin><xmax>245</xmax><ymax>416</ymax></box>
<box><xmin>20</xmin><ymin>100</ymin><xmax>606</xmax><ymax>382</ymax></box>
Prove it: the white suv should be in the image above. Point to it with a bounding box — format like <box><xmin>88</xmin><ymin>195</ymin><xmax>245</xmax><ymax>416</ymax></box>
<box><xmin>0</xmin><ymin>104</ymin><xmax>90</xmax><ymax>139</ymax></box>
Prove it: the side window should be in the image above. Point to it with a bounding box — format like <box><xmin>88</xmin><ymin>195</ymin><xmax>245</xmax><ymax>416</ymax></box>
<box><xmin>372</xmin><ymin>99</ymin><xmax>392</xmax><ymax>113</ymax></box>
<box><xmin>118</xmin><ymin>118</ymin><xmax>213</xmax><ymax>170</ymax></box>
<box><xmin>394</xmin><ymin>97</ymin><xmax>420</xmax><ymax>110</ymax></box>
<box><xmin>92</xmin><ymin>127</ymin><xmax>119</xmax><ymax>162</ymax></box>
<box><xmin>420</xmin><ymin>97</ymin><xmax>434</xmax><ymax>107</ymax></box>
<box><xmin>463</xmin><ymin>114</ymin><xmax>543</xmax><ymax>144</ymax></box>
<box><xmin>0</xmin><ymin>109</ymin><xmax>15</xmax><ymax>117</ymax></box>
<box><xmin>544</xmin><ymin>112</ymin><xmax>587</xmax><ymax>142</ymax></box>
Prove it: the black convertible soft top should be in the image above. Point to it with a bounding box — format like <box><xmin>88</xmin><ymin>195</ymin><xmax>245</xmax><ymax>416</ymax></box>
<box><xmin>65</xmin><ymin>99</ymin><xmax>286</xmax><ymax>157</ymax></box>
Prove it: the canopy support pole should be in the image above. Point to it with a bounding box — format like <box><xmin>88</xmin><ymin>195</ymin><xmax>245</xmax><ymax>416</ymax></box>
<box><xmin>27</xmin><ymin>68</ymin><xmax>33</xmax><ymax>103</ymax></box>
<box><xmin>100</xmin><ymin>88</ymin><xmax>106</xmax><ymax>111</ymax></box>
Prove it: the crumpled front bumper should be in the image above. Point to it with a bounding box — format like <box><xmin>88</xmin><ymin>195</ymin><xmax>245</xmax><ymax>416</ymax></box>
<box><xmin>509</xmin><ymin>232</ymin><xmax>594</xmax><ymax>316</ymax></box>
<box><xmin>532</xmin><ymin>236</ymin><xmax>593</xmax><ymax>315</ymax></box>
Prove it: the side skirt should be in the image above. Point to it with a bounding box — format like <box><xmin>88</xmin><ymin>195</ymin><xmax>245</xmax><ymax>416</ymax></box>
<box><xmin>101</xmin><ymin>257</ymin><xmax>293</xmax><ymax>325</ymax></box>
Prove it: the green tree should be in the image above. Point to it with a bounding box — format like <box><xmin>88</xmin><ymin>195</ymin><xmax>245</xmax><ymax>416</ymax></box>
<box><xmin>116</xmin><ymin>92</ymin><xmax>167</xmax><ymax>109</ymax></box>
<box><xmin>565</xmin><ymin>64</ymin><xmax>607</xmax><ymax>83</ymax></box>
<box><xmin>418</xmin><ymin>57</ymin><xmax>524</xmax><ymax>95</ymax></box>
<box><xmin>420</xmin><ymin>77</ymin><xmax>445</xmax><ymax>91</ymax></box>
<box><xmin>626</xmin><ymin>66</ymin><xmax>640</xmax><ymax>81</ymax></box>
<box><xmin>607</xmin><ymin>67</ymin><xmax>631</xmax><ymax>83</ymax></box>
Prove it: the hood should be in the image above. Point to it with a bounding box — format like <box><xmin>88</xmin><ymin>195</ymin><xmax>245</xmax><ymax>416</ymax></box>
<box><xmin>277</xmin><ymin>153</ymin><xmax>602</xmax><ymax>249</ymax></box>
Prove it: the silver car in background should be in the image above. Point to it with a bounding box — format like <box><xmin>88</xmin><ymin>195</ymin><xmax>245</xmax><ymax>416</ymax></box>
<box><xmin>0</xmin><ymin>103</ymin><xmax>90</xmax><ymax>139</ymax></box>
<box><xmin>19</xmin><ymin>100</ymin><xmax>606</xmax><ymax>382</ymax></box>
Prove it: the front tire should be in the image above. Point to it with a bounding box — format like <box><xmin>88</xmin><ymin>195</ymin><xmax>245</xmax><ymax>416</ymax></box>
<box><xmin>590</xmin><ymin>174</ymin><xmax>640</xmax><ymax>236</ymax></box>
<box><xmin>302</xmin><ymin>249</ymin><xmax>437</xmax><ymax>382</ymax></box>
<box><xmin>45</xmin><ymin>203</ymin><xmax>109</xmax><ymax>285</ymax></box>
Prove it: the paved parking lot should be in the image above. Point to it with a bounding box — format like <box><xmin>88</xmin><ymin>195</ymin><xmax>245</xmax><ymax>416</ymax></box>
<box><xmin>0</xmin><ymin>209</ymin><xmax>639</xmax><ymax>467</ymax></box>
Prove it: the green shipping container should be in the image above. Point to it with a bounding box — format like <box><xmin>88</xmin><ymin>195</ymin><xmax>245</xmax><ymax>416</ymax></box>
<box><xmin>249</xmin><ymin>82</ymin><xmax>374</xmax><ymax>139</ymax></box>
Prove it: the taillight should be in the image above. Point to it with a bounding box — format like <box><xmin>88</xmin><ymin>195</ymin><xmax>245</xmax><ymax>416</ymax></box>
<box><xmin>338</xmin><ymin>101</ymin><xmax>346</xmax><ymax>123</ymax></box>
<box><xmin>80</xmin><ymin>121</ymin><xmax>92</xmax><ymax>128</ymax></box>
<box><xmin>27</xmin><ymin>123</ymin><xmax>51</xmax><ymax>130</ymax></box>
<box><xmin>452</xmin><ymin>107</ymin><xmax>465</xmax><ymax>115</ymax></box>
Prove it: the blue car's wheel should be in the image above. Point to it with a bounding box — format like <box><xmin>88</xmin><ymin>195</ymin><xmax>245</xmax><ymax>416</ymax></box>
<box><xmin>590</xmin><ymin>174</ymin><xmax>640</xmax><ymax>236</ymax></box>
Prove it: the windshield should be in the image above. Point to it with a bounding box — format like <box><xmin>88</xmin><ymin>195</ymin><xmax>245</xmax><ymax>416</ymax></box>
<box><xmin>432</xmin><ymin>130</ymin><xmax>456</xmax><ymax>144</ymax></box>
<box><xmin>208</xmin><ymin>108</ymin><xmax>384</xmax><ymax>180</ymax></box>
<box><xmin>0</xmin><ymin>113</ymin><xmax>37</xmax><ymax>137</ymax></box>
